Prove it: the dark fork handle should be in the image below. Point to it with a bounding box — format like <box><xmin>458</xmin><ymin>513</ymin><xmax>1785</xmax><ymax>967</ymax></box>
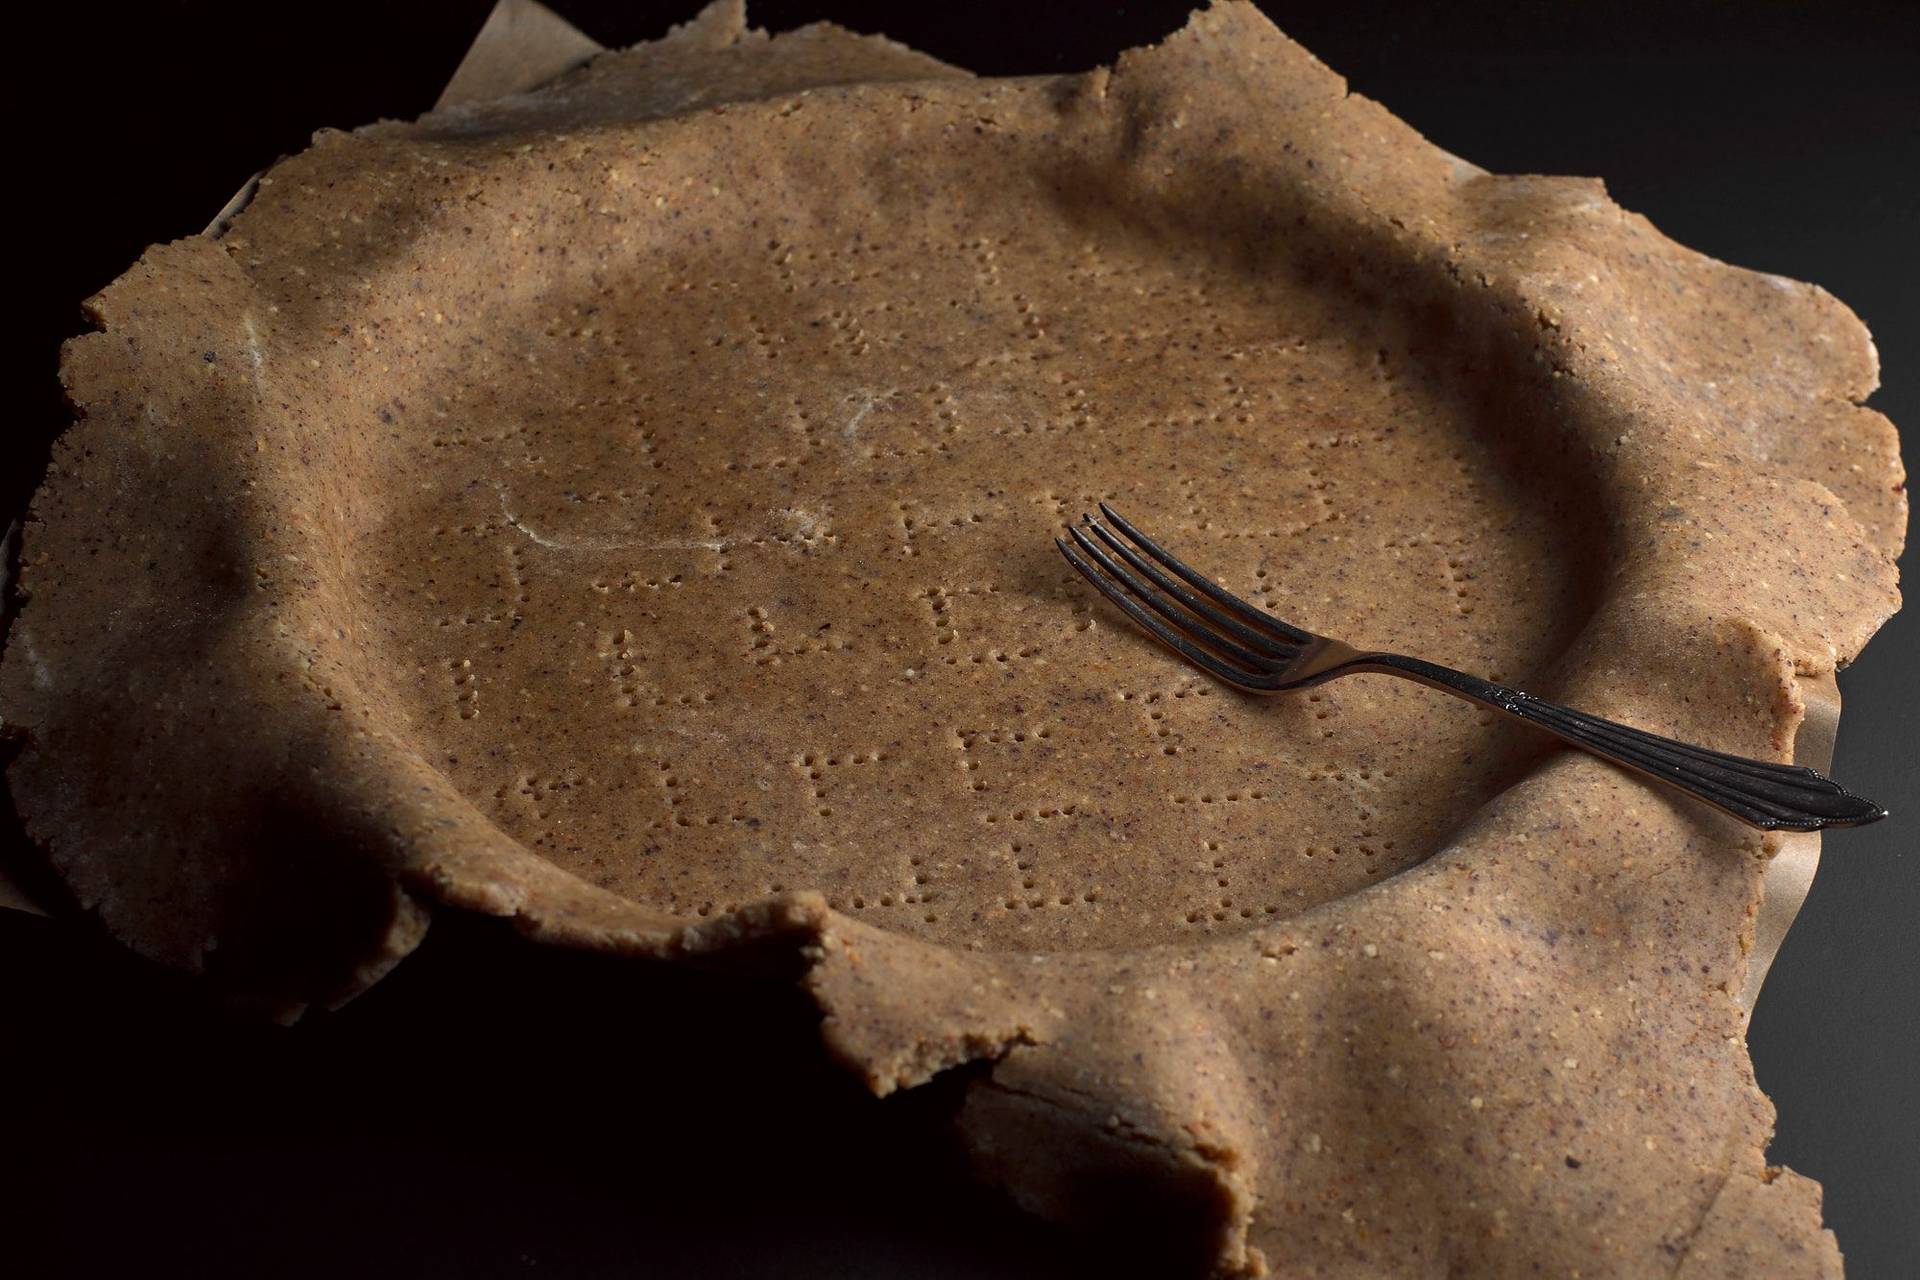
<box><xmin>1358</xmin><ymin>655</ymin><xmax>1886</xmax><ymax>833</ymax></box>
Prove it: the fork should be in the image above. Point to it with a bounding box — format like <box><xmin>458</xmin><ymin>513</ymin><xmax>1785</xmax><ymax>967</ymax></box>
<box><xmin>1057</xmin><ymin>504</ymin><xmax>1885</xmax><ymax>833</ymax></box>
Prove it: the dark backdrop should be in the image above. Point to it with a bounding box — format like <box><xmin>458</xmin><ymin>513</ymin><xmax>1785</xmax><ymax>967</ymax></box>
<box><xmin>7</xmin><ymin>2</ymin><xmax>1916</xmax><ymax>1276</ymax></box>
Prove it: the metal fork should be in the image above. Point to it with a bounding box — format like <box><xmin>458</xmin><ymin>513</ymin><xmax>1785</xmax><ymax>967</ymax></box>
<box><xmin>1057</xmin><ymin>504</ymin><xmax>1885</xmax><ymax>833</ymax></box>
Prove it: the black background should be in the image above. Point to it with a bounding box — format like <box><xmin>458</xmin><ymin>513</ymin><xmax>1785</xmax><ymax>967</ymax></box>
<box><xmin>6</xmin><ymin>2</ymin><xmax>1916</xmax><ymax>1276</ymax></box>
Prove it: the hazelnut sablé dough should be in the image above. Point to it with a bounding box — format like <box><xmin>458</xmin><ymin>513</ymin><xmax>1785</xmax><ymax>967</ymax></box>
<box><xmin>1</xmin><ymin>2</ymin><xmax>1905</xmax><ymax>1275</ymax></box>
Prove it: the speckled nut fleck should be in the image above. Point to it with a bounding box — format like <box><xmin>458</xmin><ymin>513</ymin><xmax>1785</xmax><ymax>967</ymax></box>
<box><xmin>1</xmin><ymin>2</ymin><xmax>1903</xmax><ymax>1276</ymax></box>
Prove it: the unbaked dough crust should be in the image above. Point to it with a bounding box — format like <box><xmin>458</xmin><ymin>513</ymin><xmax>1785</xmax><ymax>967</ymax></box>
<box><xmin>3</xmin><ymin>3</ymin><xmax>1903</xmax><ymax>1274</ymax></box>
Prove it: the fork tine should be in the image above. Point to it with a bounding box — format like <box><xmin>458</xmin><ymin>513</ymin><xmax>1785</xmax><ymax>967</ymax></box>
<box><xmin>1065</xmin><ymin>525</ymin><xmax>1275</xmax><ymax>673</ymax></box>
<box><xmin>1081</xmin><ymin>515</ymin><xmax>1298</xmax><ymax>661</ymax></box>
<box><xmin>1097</xmin><ymin>502</ymin><xmax>1313</xmax><ymax>645</ymax></box>
<box><xmin>1056</xmin><ymin>538</ymin><xmax>1283</xmax><ymax>692</ymax></box>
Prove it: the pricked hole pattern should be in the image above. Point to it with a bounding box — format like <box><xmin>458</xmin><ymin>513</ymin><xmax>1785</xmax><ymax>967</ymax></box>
<box><xmin>448</xmin><ymin>657</ymin><xmax>480</xmax><ymax>720</ymax></box>
<box><xmin>506</xmin><ymin>770</ymin><xmax>588</xmax><ymax>825</ymax></box>
<box><xmin>921</xmin><ymin>586</ymin><xmax>959</xmax><ymax>649</ymax></box>
<box><xmin>372</xmin><ymin>194</ymin><xmax>1591</xmax><ymax>954</ymax></box>
<box><xmin>992</xmin><ymin>837</ymin><xmax>1102</xmax><ymax>915</ymax></box>
<box><xmin>918</xmin><ymin>583</ymin><xmax>1043</xmax><ymax>666</ymax></box>
<box><xmin>1445</xmin><ymin>553</ymin><xmax>1476</xmax><ymax>619</ymax></box>
<box><xmin>722</xmin><ymin>452</ymin><xmax>804</xmax><ymax>473</ymax></box>
<box><xmin>1174</xmin><ymin>473</ymin><xmax>1339</xmax><ymax>542</ymax></box>
<box><xmin>1306</xmin><ymin>690</ymin><xmax>1341</xmax><ymax>741</ymax></box>
<box><xmin>950</xmin><ymin>646</ymin><xmax>1039</xmax><ymax>667</ymax></box>
<box><xmin>896</xmin><ymin>503</ymin><xmax>988</xmax><ymax>556</ymax></box>
<box><xmin>1116</xmin><ymin>683</ymin><xmax>1217</xmax><ymax>705</ymax></box>
<box><xmin>1169</xmin><ymin>789</ymin><xmax>1278</xmax><ymax>807</ymax></box>
<box><xmin>891</xmin><ymin>853</ymin><xmax>945</xmax><ymax>924</ymax></box>
<box><xmin>597</xmin><ymin>628</ymin><xmax>646</xmax><ymax>708</ymax></box>
<box><xmin>505</xmin><ymin>542</ymin><xmax>531</xmax><ymax>622</ymax></box>
<box><xmin>746</xmin><ymin>605</ymin><xmax>850</xmax><ymax>664</ymax></box>
<box><xmin>636</xmin><ymin>759</ymin><xmax>757</xmax><ymax>832</ymax></box>
<box><xmin>982</xmin><ymin>803</ymin><xmax>1079</xmax><ymax>826</ymax></box>
<box><xmin>1146</xmin><ymin>705</ymin><xmax>1181</xmax><ymax>756</ymax></box>
<box><xmin>1033</xmin><ymin>487</ymin><xmax>1122</xmax><ymax>522</ymax></box>
<box><xmin>796</xmin><ymin>748</ymin><xmax>891</xmax><ymax>820</ymax></box>
<box><xmin>755</xmin><ymin>508</ymin><xmax>839</xmax><ymax>551</ymax></box>
<box><xmin>953</xmin><ymin>724</ymin><xmax>1055</xmax><ymax>795</ymax></box>
<box><xmin>1176</xmin><ymin>839</ymin><xmax>1291</xmax><ymax>930</ymax></box>
<box><xmin>437</xmin><ymin>609</ymin><xmax>509</xmax><ymax>628</ymax></box>
<box><xmin>648</xmin><ymin>688</ymin><xmax>717</xmax><ymax>709</ymax></box>
<box><xmin>864</xmin><ymin>440</ymin><xmax>954</xmax><ymax>461</ymax></box>
<box><xmin>590</xmin><ymin>570</ymin><xmax>687</xmax><ymax>594</ymax></box>
<box><xmin>428</xmin><ymin>424</ymin><xmax>523</xmax><ymax>450</ymax></box>
<box><xmin>560</xmin><ymin>486</ymin><xmax>655</xmax><ymax>504</ymax></box>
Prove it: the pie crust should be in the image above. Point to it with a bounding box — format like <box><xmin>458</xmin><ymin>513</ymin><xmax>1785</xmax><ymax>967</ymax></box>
<box><xmin>2</xmin><ymin>3</ymin><xmax>1903</xmax><ymax>1274</ymax></box>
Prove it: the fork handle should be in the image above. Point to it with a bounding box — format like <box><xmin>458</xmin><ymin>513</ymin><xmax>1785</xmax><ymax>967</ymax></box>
<box><xmin>1357</xmin><ymin>655</ymin><xmax>1885</xmax><ymax>833</ymax></box>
